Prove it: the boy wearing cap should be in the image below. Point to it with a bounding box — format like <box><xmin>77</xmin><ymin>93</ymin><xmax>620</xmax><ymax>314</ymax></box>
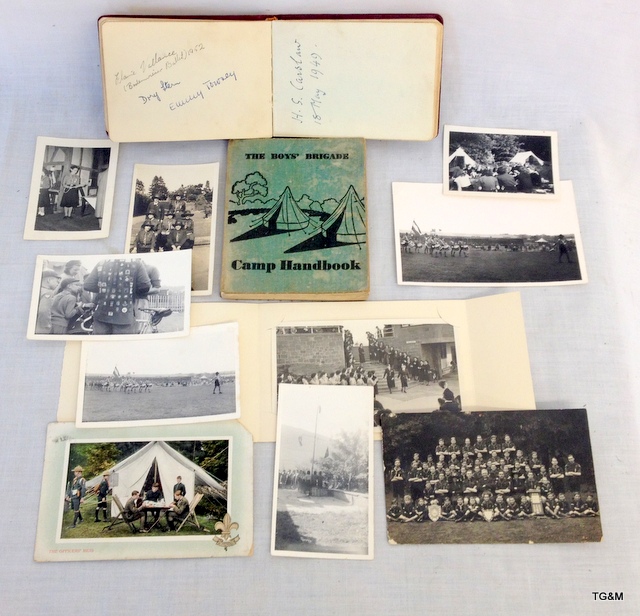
<box><xmin>36</xmin><ymin>269</ymin><xmax>61</xmax><ymax>334</ymax></box>
<box><xmin>65</xmin><ymin>466</ymin><xmax>86</xmax><ymax>528</ymax></box>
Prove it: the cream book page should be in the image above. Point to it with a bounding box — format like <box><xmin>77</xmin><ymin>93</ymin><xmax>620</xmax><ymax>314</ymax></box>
<box><xmin>99</xmin><ymin>18</ymin><xmax>273</xmax><ymax>142</ymax></box>
<box><xmin>271</xmin><ymin>20</ymin><xmax>442</xmax><ymax>140</ymax></box>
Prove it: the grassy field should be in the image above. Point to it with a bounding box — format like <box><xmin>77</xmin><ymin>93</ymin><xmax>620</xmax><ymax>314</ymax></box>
<box><xmin>59</xmin><ymin>499</ymin><xmax>219</xmax><ymax>539</ymax></box>
<box><xmin>387</xmin><ymin>515</ymin><xmax>602</xmax><ymax>544</ymax></box>
<box><xmin>401</xmin><ymin>248</ymin><xmax>582</xmax><ymax>283</ymax></box>
<box><xmin>83</xmin><ymin>382</ymin><xmax>237</xmax><ymax>422</ymax></box>
<box><xmin>275</xmin><ymin>490</ymin><xmax>369</xmax><ymax>555</ymax></box>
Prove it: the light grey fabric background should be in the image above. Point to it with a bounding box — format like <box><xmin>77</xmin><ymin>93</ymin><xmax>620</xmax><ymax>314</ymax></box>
<box><xmin>1</xmin><ymin>1</ymin><xmax>639</xmax><ymax>613</ymax></box>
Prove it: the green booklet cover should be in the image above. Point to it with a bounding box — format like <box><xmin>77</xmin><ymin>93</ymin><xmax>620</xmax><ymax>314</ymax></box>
<box><xmin>221</xmin><ymin>138</ymin><xmax>368</xmax><ymax>300</ymax></box>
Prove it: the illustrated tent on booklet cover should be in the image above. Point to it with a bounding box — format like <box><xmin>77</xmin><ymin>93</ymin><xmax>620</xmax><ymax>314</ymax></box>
<box><xmin>254</xmin><ymin>186</ymin><xmax>312</xmax><ymax>232</ymax></box>
<box><xmin>285</xmin><ymin>185</ymin><xmax>366</xmax><ymax>253</ymax></box>
<box><xmin>86</xmin><ymin>441</ymin><xmax>226</xmax><ymax>517</ymax></box>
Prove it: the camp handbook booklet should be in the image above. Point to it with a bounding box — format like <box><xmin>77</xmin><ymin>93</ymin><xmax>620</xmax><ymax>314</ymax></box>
<box><xmin>98</xmin><ymin>14</ymin><xmax>443</xmax><ymax>142</ymax></box>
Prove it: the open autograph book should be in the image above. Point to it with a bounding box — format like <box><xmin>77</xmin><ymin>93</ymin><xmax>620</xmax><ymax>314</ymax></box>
<box><xmin>98</xmin><ymin>14</ymin><xmax>443</xmax><ymax>142</ymax></box>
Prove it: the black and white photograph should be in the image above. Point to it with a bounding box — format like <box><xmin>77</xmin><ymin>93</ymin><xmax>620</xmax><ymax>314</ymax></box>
<box><xmin>380</xmin><ymin>408</ymin><xmax>601</xmax><ymax>545</ymax></box>
<box><xmin>272</xmin><ymin>384</ymin><xmax>374</xmax><ymax>559</ymax></box>
<box><xmin>275</xmin><ymin>319</ymin><xmax>460</xmax><ymax>424</ymax></box>
<box><xmin>394</xmin><ymin>181</ymin><xmax>587</xmax><ymax>286</ymax></box>
<box><xmin>27</xmin><ymin>252</ymin><xmax>191</xmax><ymax>341</ymax></box>
<box><xmin>443</xmin><ymin>126</ymin><xmax>559</xmax><ymax>199</ymax></box>
<box><xmin>125</xmin><ymin>163</ymin><xmax>219</xmax><ymax>296</ymax></box>
<box><xmin>34</xmin><ymin>422</ymin><xmax>254</xmax><ymax>562</ymax></box>
<box><xmin>24</xmin><ymin>137</ymin><xmax>118</xmax><ymax>240</ymax></box>
<box><xmin>77</xmin><ymin>323</ymin><xmax>240</xmax><ymax>426</ymax></box>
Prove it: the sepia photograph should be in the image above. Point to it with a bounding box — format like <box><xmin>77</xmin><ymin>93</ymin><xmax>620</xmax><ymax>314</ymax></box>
<box><xmin>443</xmin><ymin>126</ymin><xmax>559</xmax><ymax>199</ymax></box>
<box><xmin>125</xmin><ymin>163</ymin><xmax>220</xmax><ymax>296</ymax></box>
<box><xmin>77</xmin><ymin>323</ymin><xmax>240</xmax><ymax>426</ymax></box>
<box><xmin>27</xmin><ymin>251</ymin><xmax>191</xmax><ymax>341</ymax></box>
<box><xmin>380</xmin><ymin>408</ymin><xmax>601</xmax><ymax>545</ymax></box>
<box><xmin>272</xmin><ymin>384</ymin><xmax>374</xmax><ymax>559</ymax></box>
<box><xmin>275</xmin><ymin>319</ymin><xmax>460</xmax><ymax>425</ymax></box>
<box><xmin>24</xmin><ymin>137</ymin><xmax>119</xmax><ymax>240</ymax></box>
<box><xmin>394</xmin><ymin>181</ymin><xmax>587</xmax><ymax>286</ymax></box>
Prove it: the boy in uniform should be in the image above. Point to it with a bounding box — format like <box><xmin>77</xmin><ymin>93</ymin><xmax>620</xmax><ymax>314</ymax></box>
<box><xmin>543</xmin><ymin>492</ymin><xmax>561</xmax><ymax>519</ymax></box>
<box><xmin>65</xmin><ymin>465</ymin><xmax>86</xmax><ymax>528</ymax></box>
<box><xmin>165</xmin><ymin>489</ymin><xmax>190</xmax><ymax>531</ymax></box>
<box><xmin>94</xmin><ymin>472</ymin><xmax>110</xmax><ymax>522</ymax></box>
<box><xmin>123</xmin><ymin>490</ymin><xmax>144</xmax><ymax>531</ymax></box>
<box><xmin>399</xmin><ymin>494</ymin><xmax>418</xmax><ymax>523</ymax></box>
<box><xmin>386</xmin><ymin>499</ymin><xmax>403</xmax><ymax>522</ymax></box>
<box><xmin>390</xmin><ymin>458</ymin><xmax>405</xmax><ymax>501</ymax></box>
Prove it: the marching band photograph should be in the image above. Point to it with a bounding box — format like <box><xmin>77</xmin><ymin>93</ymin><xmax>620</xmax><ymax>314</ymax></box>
<box><xmin>77</xmin><ymin>323</ymin><xmax>240</xmax><ymax>426</ymax></box>
<box><xmin>393</xmin><ymin>181</ymin><xmax>586</xmax><ymax>286</ymax></box>
<box><xmin>380</xmin><ymin>408</ymin><xmax>601</xmax><ymax>545</ymax></box>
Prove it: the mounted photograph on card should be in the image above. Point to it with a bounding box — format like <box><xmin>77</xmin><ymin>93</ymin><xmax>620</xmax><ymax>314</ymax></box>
<box><xmin>272</xmin><ymin>384</ymin><xmax>374</xmax><ymax>559</ymax></box>
<box><xmin>393</xmin><ymin>181</ymin><xmax>587</xmax><ymax>286</ymax></box>
<box><xmin>380</xmin><ymin>409</ymin><xmax>601</xmax><ymax>545</ymax></box>
<box><xmin>77</xmin><ymin>323</ymin><xmax>240</xmax><ymax>427</ymax></box>
<box><xmin>443</xmin><ymin>126</ymin><xmax>559</xmax><ymax>199</ymax></box>
<box><xmin>274</xmin><ymin>319</ymin><xmax>461</xmax><ymax>426</ymax></box>
<box><xmin>28</xmin><ymin>252</ymin><xmax>191</xmax><ymax>341</ymax></box>
<box><xmin>125</xmin><ymin>163</ymin><xmax>219</xmax><ymax>296</ymax></box>
<box><xmin>35</xmin><ymin>422</ymin><xmax>253</xmax><ymax>561</ymax></box>
<box><xmin>24</xmin><ymin>137</ymin><xmax>118</xmax><ymax>240</ymax></box>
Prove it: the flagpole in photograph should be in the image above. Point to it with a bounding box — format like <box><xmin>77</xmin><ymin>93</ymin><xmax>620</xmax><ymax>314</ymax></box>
<box><xmin>309</xmin><ymin>405</ymin><xmax>321</xmax><ymax>491</ymax></box>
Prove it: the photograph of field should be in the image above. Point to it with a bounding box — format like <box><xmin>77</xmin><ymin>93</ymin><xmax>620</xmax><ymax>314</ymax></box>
<box><xmin>393</xmin><ymin>181</ymin><xmax>586</xmax><ymax>286</ymax></box>
<box><xmin>78</xmin><ymin>323</ymin><xmax>239</xmax><ymax>426</ymax></box>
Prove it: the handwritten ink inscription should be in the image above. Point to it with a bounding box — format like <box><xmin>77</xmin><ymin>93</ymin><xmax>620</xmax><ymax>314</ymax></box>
<box><xmin>112</xmin><ymin>42</ymin><xmax>238</xmax><ymax>114</ymax></box>
<box><xmin>288</xmin><ymin>41</ymin><xmax>327</xmax><ymax>126</ymax></box>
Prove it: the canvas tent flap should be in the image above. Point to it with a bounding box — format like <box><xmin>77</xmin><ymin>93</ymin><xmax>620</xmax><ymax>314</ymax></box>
<box><xmin>86</xmin><ymin>441</ymin><xmax>224</xmax><ymax>518</ymax></box>
<box><xmin>448</xmin><ymin>146</ymin><xmax>476</xmax><ymax>167</ymax></box>
<box><xmin>510</xmin><ymin>150</ymin><xmax>544</xmax><ymax>166</ymax></box>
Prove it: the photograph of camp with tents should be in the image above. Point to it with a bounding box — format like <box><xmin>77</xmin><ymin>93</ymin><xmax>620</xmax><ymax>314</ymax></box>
<box><xmin>59</xmin><ymin>439</ymin><xmax>228</xmax><ymax>539</ymax></box>
<box><xmin>443</xmin><ymin>126</ymin><xmax>559</xmax><ymax>198</ymax></box>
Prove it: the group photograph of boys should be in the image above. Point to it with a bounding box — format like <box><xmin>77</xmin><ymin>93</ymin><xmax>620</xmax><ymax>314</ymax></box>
<box><xmin>125</xmin><ymin>163</ymin><xmax>219</xmax><ymax>295</ymax></box>
<box><xmin>380</xmin><ymin>409</ymin><xmax>601</xmax><ymax>544</ymax></box>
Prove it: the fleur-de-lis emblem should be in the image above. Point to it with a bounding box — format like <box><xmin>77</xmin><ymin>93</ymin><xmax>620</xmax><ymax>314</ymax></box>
<box><xmin>212</xmin><ymin>513</ymin><xmax>240</xmax><ymax>551</ymax></box>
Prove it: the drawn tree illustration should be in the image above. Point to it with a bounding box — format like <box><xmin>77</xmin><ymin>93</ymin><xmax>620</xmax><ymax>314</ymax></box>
<box><xmin>231</xmin><ymin>172</ymin><xmax>268</xmax><ymax>205</ymax></box>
